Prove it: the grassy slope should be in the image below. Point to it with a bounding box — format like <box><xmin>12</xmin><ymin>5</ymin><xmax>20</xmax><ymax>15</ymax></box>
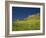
<box><xmin>12</xmin><ymin>14</ymin><xmax>40</xmax><ymax>31</ymax></box>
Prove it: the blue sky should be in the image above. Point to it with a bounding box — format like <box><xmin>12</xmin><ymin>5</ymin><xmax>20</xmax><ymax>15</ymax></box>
<box><xmin>12</xmin><ymin>7</ymin><xmax>40</xmax><ymax>20</ymax></box>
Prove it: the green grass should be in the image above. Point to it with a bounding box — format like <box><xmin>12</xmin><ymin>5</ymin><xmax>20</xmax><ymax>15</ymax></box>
<box><xmin>12</xmin><ymin>14</ymin><xmax>40</xmax><ymax>31</ymax></box>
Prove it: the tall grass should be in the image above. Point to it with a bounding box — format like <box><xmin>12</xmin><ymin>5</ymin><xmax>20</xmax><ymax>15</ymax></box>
<box><xmin>12</xmin><ymin>14</ymin><xmax>40</xmax><ymax>31</ymax></box>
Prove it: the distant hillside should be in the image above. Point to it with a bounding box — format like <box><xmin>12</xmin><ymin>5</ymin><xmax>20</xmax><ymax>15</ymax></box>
<box><xmin>12</xmin><ymin>13</ymin><xmax>40</xmax><ymax>31</ymax></box>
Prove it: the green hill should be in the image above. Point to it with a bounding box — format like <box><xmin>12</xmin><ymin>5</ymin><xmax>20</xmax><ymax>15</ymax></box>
<box><xmin>12</xmin><ymin>13</ymin><xmax>40</xmax><ymax>31</ymax></box>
